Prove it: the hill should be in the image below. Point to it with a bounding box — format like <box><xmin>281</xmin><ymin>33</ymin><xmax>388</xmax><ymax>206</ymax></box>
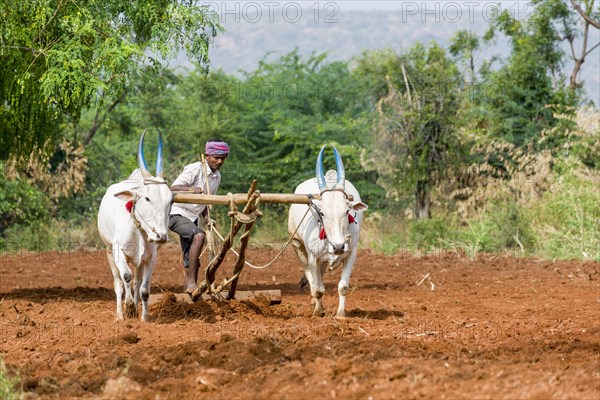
<box><xmin>174</xmin><ymin>8</ymin><xmax>599</xmax><ymax>103</ymax></box>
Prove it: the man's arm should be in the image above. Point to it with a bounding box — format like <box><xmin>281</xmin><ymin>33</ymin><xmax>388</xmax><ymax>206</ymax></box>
<box><xmin>171</xmin><ymin>163</ymin><xmax>204</xmax><ymax>193</ymax></box>
<box><xmin>200</xmin><ymin>206</ymin><xmax>215</xmax><ymax>227</ymax></box>
<box><xmin>171</xmin><ymin>184</ymin><xmax>203</xmax><ymax>194</ymax></box>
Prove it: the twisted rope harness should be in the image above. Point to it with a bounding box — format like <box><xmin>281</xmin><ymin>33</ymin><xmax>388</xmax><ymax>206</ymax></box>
<box><xmin>208</xmin><ymin>205</ymin><xmax>311</xmax><ymax>270</ymax></box>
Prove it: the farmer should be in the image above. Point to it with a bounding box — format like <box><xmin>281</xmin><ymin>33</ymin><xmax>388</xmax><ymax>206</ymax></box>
<box><xmin>169</xmin><ymin>139</ymin><xmax>229</xmax><ymax>294</ymax></box>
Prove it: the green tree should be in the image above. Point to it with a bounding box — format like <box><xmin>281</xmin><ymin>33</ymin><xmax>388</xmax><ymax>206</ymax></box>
<box><xmin>449</xmin><ymin>30</ymin><xmax>480</xmax><ymax>83</ymax></box>
<box><xmin>0</xmin><ymin>0</ymin><xmax>221</xmax><ymax>160</ymax></box>
<box><xmin>480</xmin><ymin>0</ymin><xmax>587</xmax><ymax>146</ymax></box>
<box><xmin>358</xmin><ymin>44</ymin><xmax>463</xmax><ymax>219</ymax></box>
<box><xmin>236</xmin><ymin>50</ymin><xmax>372</xmax><ymax>194</ymax></box>
<box><xmin>566</xmin><ymin>0</ymin><xmax>600</xmax><ymax>89</ymax></box>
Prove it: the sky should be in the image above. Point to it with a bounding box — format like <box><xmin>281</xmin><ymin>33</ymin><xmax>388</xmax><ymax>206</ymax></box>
<box><xmin>201</xmin><ymin>1</ymin><xmax>531</xmax><ymax>11</ymax></box>
<box><xmin>192</xmin><ymin>1</ymin><xmax>599</xmax><ymax>103</ymax></box>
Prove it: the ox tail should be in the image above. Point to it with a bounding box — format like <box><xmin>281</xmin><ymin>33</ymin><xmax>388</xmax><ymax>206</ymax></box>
<box><xmin>299</xmin><ymin>275</ymin><xmax>309</xmax><ymax>292</ymax></box>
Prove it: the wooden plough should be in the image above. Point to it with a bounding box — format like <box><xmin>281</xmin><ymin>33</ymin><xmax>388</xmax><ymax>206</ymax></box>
<box><xmin>149</xmin><ymin>180</ymin><xmax>348</xmax><ymax>306</ymax></box>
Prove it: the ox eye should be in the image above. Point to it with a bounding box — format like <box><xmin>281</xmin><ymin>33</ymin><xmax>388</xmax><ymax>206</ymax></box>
<box><xmin>145</xmin><ymin>197</ymin><xmax>150</xmax><ymax>202</ymax></box>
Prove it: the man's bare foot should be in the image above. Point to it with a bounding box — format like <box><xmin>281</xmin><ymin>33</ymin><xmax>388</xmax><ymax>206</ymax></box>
<box><xmin>183</xmin><ymin>267</ymin><xmax>198</xmax><ymax>295</ymax></box>
<box><xmin>184</xmin><ymin>282</ymin><xmax>197</xmax><ymax>296</ymax></box>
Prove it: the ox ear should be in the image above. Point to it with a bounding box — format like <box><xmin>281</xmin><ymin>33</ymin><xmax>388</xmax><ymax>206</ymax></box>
<box><xmin>350</xmin><ymin>201</ymin><xmax>368</xmax><ymax>212</ymax></box>
<box><xmin>114</xmin><ymin>190</ymin><xmax>137</xmax><ymax>202</ymax></box>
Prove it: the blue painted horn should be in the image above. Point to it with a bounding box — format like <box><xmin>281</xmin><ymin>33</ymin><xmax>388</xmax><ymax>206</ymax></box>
<box><xmin>331</xmin><ymin>144</ymin><xmax>345</xmax><ymax>188</ymax></box>
<box><xmin>137</xmin><ymin>129</ymin><xmax>152</xmax><ymax>180</ymax></box>
<box><xmin>316</xmin><ymin>145</ymin><xmax>327</xmax><ymax>191</ymax></box>
<box><xmin>156</xmin><ymin>130</ymin><xmax>164</xmax><ymax>178</ymax></box>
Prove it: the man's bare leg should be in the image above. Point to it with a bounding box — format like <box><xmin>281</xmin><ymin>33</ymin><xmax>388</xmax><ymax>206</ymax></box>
<box><xmin>183</xmin><ymin>232</ymin><xmax>205</xmax><ymax>294</ymax></box>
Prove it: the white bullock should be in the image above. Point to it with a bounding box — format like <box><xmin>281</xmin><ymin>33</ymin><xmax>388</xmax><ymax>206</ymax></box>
<box><xmin>97</xmin><ymin>130</ymin><xmax>173</xmax><ymax>321</ymax></box>
<box><xmin>288</xmin><ymin>144</ymin><xmax>368</xmax><ymax>318</ymax></box>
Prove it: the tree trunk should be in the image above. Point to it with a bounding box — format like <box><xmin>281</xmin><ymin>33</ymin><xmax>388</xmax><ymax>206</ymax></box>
<box><xmin>415</xmin><ymin>181</ymin><xmax>431</xmax><ymax>220</ymax></box>
<box><xmin>82</xmin><ymin>94</ymin><xmax>125</xmax><ymax>145</ymax></box>
<box><xmin>570</xmin><ymin>58</ymin><xmax>584</xmax><ymax>89</ymax></box>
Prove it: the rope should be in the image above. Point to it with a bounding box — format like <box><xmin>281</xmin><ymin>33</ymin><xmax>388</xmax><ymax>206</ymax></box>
<box><xmin>306</xmin><ymin>194</ymin><xmax>324</xmax><ymax>229</ymax></box>
<box><xmin>209</xmin><ymin>206</ymin><xmax>311</xmax><ymax>270</ymax></box>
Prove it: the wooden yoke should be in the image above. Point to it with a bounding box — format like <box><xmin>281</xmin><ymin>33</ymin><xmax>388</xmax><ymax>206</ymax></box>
<box><xmin>174</xmin><ymin>192</ymin><xmax>354</xmax><ymax>205</ymax></box>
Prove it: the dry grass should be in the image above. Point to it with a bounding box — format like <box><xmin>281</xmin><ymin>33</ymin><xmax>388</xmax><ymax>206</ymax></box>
<box><xmin>445</xmin><ymin>106</ymin><xmax>599</xmax><ymax>219</ymax></box>
<box><xmin>6</xmin><ymin>139</ymin><xmax>88</xmax><ymax>201</ymax></box>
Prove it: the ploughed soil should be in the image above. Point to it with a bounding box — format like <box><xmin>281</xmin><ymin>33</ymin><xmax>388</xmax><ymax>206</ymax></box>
<box><xmin>1</xmin><ymin>244</ymin><xmax>599</xmax><ymax>399</ymax></box>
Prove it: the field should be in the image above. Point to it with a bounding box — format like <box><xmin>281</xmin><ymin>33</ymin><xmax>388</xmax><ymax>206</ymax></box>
<box><xmin>1</xmin><ymin>244</ymin><xmax>599</xmax><ymax>399</ymax></box>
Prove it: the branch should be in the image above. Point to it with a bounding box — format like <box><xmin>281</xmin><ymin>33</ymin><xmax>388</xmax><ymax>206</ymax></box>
<box><xmin>585</xmin><ymin>42</ymin><xmax>600</xmax><ymax>57</ymax></box>
<box><xmin>400</xmin><ymin>63</ymin><xmax>412</xmax><ymax>104</ymax></box>
<box><xmin>566</xmin><ymin>34</ymin><xmax>578</xmax><ymax>60</ymax></box>
<box><xmin>82</xmin><ymin>93</ymin><xmax>126</xmax><ymax>145</ymax></box>
<box><xmin>571</xmin><ymin>0</ymin><xmax>600</xmax><ymax>29</ymax></box>
<box><xmin>1</xmin><ymin>45</ymin><xmax>41</xmax><ymax>55</ymax></box>
<box><xmin>33</xmin><ymin>0</ymin><xmax>64</xmax><ymax>44</ymax></box>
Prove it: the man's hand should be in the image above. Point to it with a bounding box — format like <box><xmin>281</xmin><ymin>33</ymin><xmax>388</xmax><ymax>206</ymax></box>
<box><xmin>204</xmin><ymin>217</ymin><xmax>216</xmax><ymax>229</ymax></box>
<box><xmin>190</xmin><ymin>187</ymin><xmax>203</xmax><ymax>194</ymax></box>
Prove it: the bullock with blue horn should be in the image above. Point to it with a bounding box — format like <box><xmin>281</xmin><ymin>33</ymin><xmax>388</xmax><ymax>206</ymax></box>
<box><xmin>98</xmin><ymin>129</ymin><xmax>173</xmax><ymax>321</ymax></box>
<box><xmin>288</xmin><ymin>144</ymin><xmax>368</xmax><ymax>318</ymax></box>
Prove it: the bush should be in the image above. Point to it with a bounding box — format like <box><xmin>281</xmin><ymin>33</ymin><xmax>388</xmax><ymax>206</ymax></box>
<box><xmin>457</xmin><ymin>200</ymin><xmax>536</xmax><ymax>255</ymax></box>
<box><xmin>489</xmin><ymin>200</ymin><xmax>536</xmax><ymax>251</ymax></box>
<box><xmin>531</xmin><ymin>162</ymin><xmax>600</xmax><ymax>260</ymax></box>
<box><xmin>360</xmin><ymin>210</ymin><xmax>407</xmax><ymax>255</ymax></box>
<box><xmin>0</xmin><ymin>218</ymin><xmax>102</xmax><ymax>252</ymax></box>
<box><xmin>0</xmin><ymin>163</ymin><xmax>50</xmax><ymax>235</ymax></box>
<box><xmin>0</xmin><ymin>359</ymin><xmax>22</xmax><ymax>400</ymax></box>
<box><xmin>408</xmin><ymin>216</ymin><xmax>455</xmax><ymax>249</ymax></box>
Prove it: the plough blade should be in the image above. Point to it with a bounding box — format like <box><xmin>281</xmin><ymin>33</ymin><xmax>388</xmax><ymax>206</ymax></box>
<box><xmin>148</xmin><ymin>290</ymin><xmax>282</xmax><ymax>306</ymax></box>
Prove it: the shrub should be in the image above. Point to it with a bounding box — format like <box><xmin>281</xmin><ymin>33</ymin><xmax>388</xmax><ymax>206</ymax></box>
<box><xmin>531</xmin><ymin>161</ymin><xmax>600</xmax><ymax>260</ymax></box>
<box><xmin>0</xmin><ymin>163</ymin><xmax>50</xmax><ymax>235</ymax></box>
<box><xmin>408</xmin><ymin>216</ymin><xmax>455</xmax><ymax>250</ymax></box>
<box><xmin>0</xmin><ymin>359</ymin><xmax>22</xmax><ymax>400</ymax></box>
<box><xmin>0</xmin><ymin>218</ymin><xmax>102</xmax><ymax>252</ymax></box>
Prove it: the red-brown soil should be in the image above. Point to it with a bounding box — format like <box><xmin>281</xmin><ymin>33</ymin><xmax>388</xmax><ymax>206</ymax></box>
<box><xmin>1</xmin><ymin>244</ymin><xmax>599</xmax><ymax>399</ymax></box>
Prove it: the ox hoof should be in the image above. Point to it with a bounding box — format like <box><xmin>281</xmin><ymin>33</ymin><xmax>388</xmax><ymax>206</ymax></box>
<box><xmin>125</xmin><ymin>302</ymin><xmax>138</xmax><ymax>319</ymax></box>
<box><xmin>312</xmin><ymin>309</ymin><xmax>325</xmax><ymax>318</ymax></box>
<box><xmin>334</xmin><ymin>313</ymin><xmax>347</xmax><ymax>320</ymax></box>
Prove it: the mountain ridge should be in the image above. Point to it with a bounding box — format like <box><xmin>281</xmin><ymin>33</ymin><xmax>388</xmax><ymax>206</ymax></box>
<box><xmin>175</xmin><ymin>9</ymin><xmax>599</xmax><ymax>103</ymax></box>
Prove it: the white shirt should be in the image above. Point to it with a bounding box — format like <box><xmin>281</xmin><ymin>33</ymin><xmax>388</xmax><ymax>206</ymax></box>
<box><xmin>170</xmin><ymin>161</ymin><xmax>221</xmax><ymax>222</ymax></box>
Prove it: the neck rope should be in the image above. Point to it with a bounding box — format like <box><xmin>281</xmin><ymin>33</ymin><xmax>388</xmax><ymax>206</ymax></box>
<box><xmin>124</xmin><ymin>180</ymin><xmax>168</xmax><ymax>234</ymax></box>
<box><xmin>306</xmin><ymin>193</ymin><xmax>357</xmax><ymax>241</ymax></box>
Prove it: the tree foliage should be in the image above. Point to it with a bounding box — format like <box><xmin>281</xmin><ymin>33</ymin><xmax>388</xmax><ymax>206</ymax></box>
<box><xmin>237</xmin><ymin>50</ymin><xmax>369</xmax><ymax>192</ymax></box>
<box><xmin>449</xmin><ymin>30</ymin><xmax>480</xmax><ymax>82</ymax></box>
<box><xmin>358</xmin><ymin>44</ymin><xmax>463</xmax><ymax>219</ymax></box>
<box><xmin>0</xmin><ymin>0</ymin><xmax>221</xmax><ymax>160</ymax></box>
<box><xmin>1</xmin><ymin>3</ymin><xmax>598</xmax><ymax>251</ymax></box>
<box><xmin>479</xmin><ymin>0</ymin><xmax>586</xmax><ymax>146</ymax></box>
